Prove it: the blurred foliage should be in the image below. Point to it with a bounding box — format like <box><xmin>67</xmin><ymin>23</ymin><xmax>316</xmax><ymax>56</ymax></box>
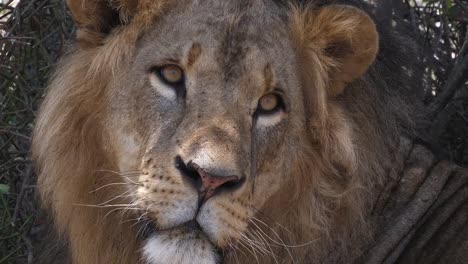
<box><xmin>0</xmin><ymin>0</ymin><xmax>467</xmax><ymax>263</ymax></box>
<box><xmin>374</xmin><ymin>0</ymin><xmax>468</xmax><ymax>164</ymax></box>
<box><xmin>407</xmin><ymin>0</ymin><xmax>468</xmax><ymax>165</ymax></box>
<box><xmin>0</xmin><ymin>0</ymin><xmax>72</xmax><ymax>262</ymax></box>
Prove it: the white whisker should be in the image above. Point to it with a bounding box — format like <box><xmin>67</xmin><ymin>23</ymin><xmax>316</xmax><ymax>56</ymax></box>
<box><xmin>97</xmin><ymin>188</ymin><xmax>136</xmax><ymax>206</ymax></box>
<box><xmin>238</xmin><ymin>239</ymin><xmax>260</xmax><ymax>264</ymax></box>
<box><xmin>73</xmin><ymin>203</ymin><xmax>137</xmax><ymax>208</ymax></box>
<box><xmin>96</xmin><ymin>169</ymin><xmax>143</xmax><ymax>175</ymax></box>
<box><xmin>250</xmin><ymin>217</ymin><xmax>296</xmax><ymax>264</ymax></box>
<box><xmin>90</xmin><ymin>182</ymin><xmax>139</xmax><ymax>194</ymax></box>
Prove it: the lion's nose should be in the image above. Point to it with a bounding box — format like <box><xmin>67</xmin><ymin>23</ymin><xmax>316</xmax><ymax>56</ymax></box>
<box><xmin>175</xmin><ymin>156</ymin><xmax>243</xmax><ymax>202</ymax></box>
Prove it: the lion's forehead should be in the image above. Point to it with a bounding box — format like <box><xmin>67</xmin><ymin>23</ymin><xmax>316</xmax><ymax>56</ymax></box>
<box><xmin>137</xmin><ymin>0</ymin><xmax>291</xmax><ymax>76</ymax></box>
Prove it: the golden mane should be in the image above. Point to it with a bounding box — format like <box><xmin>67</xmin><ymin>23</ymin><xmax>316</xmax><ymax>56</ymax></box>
<box><xmin>32</xmin><ymin>2</ymin><xmax>168</xmax><ymax>262</ymax></box>
<box><xmin>33</xmin><ymin>50</ymin><xmax>137</xmax><ymax>263</ymax></box>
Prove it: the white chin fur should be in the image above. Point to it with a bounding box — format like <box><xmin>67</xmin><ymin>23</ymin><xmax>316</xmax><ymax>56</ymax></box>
<box><xmin>143</xmin><ymin>233</ymin><xmax>219</xmax><ymax>264</ymax></box>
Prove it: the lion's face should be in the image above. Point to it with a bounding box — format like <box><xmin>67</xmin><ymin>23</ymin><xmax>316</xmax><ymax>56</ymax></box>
<box><xmin>35</xmin><ymin>0</ymin><xmax>380</xmax><ymax>263</ymax></box>
<box><xmin>106</xmin><ymin>2</ymin><xmax>302</xmax><ymax>262</ymax></box>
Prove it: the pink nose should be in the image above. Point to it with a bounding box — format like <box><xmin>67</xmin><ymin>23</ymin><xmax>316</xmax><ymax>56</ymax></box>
<box><xmin>190</xmin><ymin>163</ymin><xmax>240</xmax><ymax>202</ymax></box>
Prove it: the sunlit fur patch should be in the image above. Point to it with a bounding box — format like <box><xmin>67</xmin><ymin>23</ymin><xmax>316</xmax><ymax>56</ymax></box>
<box><xmin>256</xmin><ymin>111</ymin><xmax>285</xmax><ymax>127</ymax></box>
<box><xmin>112</xmin><ymin>129</ymin><xmax>144</xmax><ymax>173</ymax></box>
<box><xmin>143</xmin><ymin>231</ymin><xmax>219</xmax><ymax>264</ymax></box>
<box><xmin>149</xmin><ymin>73</ymin><xmax>177</xmax><ymax>100</ymax></box>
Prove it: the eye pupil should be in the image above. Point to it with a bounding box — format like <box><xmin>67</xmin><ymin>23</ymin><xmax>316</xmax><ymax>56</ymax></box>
<box><xmin>161</xmin><ymin>65</ymin><xmax>183</xmax><ymax>83</ymax></box>
<box><xmin>259</xmin><ymin>94</ymin><xmax>279</xmax><ymax>112</ymax></box>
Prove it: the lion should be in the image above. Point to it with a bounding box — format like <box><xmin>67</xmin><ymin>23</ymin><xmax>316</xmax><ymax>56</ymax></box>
<box><xmin>32</xmin><ymin>0</ymin><xmax>468</xmax><ymax>263</ymax></box>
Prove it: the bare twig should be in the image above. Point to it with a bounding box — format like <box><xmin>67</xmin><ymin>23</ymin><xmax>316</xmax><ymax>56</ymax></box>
<box><xmin>12</xmin><ymin>162</ymin><xmax>32</xmax><ymax>225</ymax></box>
<box><xmin>429</xmin><ymin>33</ymin><xmax>468</xmax><ymax>116</ymax></box>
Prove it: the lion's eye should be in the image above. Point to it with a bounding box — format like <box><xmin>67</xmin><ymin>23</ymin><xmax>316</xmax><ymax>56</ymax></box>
<box><xmin>254</xmin><ymin>93</ymin><xmax>286</xmax><ymax>127</ymax></box>
<box><xmin>257</xmin><ymin>93</ymin><xmax>283</xmax><ymax>114</ymax></box>
<box><xmin>149</xmin><ymin>64</ymin><xmax>186</xmax><ymax>98</ymax></box>
<box><xmin>158</xmin><ymin>65</ymin><xmax>184</xmax><ymax>85</ymax></box>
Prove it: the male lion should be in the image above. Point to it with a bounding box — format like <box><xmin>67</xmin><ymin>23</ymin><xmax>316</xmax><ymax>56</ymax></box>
<box><xmin>33</xmin><ymin>0</ymin><xmax>468</xmax><ymax>263</ymax></box>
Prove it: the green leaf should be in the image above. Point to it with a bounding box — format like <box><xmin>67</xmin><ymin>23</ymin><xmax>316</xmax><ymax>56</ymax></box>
<box><xmin>447</xmin><ymin>0</ymin><xmax>453</xmax><ymax>9</ymax></box>
<box><xmin>0</xmin><ymin>184</ymin><xmax>10</xmax><ymax>194</ymax></box>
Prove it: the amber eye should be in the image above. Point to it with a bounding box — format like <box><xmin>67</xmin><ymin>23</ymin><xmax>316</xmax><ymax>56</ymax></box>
<box><xmin>149</xmin><ymin>64</ymin><xmax>186</xmax><ymax>98</ymax></box>
<box><xmin>159</xmin><ymin>65</ymin><xmax>184</xmax><ymax>84</ymax></box>
<box><xmin>257</xmin><ymin>93</ymin><xmax>283</xmax><ymax>113</ymax></box>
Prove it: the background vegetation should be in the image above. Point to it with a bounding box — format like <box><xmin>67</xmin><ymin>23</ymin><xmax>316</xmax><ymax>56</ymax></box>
<box><xmin>0</xmin><ymin>0</ymin><xmax>467</xmax><ymax>262</ymax></box>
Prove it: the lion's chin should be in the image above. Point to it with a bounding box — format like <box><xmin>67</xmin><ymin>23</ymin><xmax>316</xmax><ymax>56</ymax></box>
<box><xmin>142</xmin><ymin>228</ymin><xmax>220</xmax><ymax>264</ymax></box>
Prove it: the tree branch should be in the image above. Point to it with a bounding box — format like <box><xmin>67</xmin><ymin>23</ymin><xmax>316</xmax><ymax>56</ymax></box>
<box><xmin>429</xmin><ymin>31</ymin><xmax>468</xmax><ymax>117</ymax></box>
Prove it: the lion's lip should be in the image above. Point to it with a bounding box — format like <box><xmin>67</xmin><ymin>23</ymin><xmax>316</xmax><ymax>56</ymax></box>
<box><xmin>137</xmin><ymin>218</ymin><xmax>230</xmax><ymax>260</ymax></box>
<box><xmin>182</xmin><ymin>219</ymin><xmax>202</xmax><ymax>231</ymax></box>
<box><xmin>137</xmin><ymin>218</ymin><xmax>204</xmax><ymax>239</ymax></box>
<box><xmin>137</xmin><ymin>218</ymin><xmax>224</xmax><ymax>251</ymax></box>
<box><xmin>160</xmin><ymin>219</ymin><xmax>203</xmax><ymax>233</ymax></box>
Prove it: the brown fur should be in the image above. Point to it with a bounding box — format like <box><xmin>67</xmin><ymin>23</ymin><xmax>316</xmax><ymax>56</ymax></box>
<box><xmin>33</xmin><ymin>1</ymin><xmax>416</xmax><ymax>263</ymax></box>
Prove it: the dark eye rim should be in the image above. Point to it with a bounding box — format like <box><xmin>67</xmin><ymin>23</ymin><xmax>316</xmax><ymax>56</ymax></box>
<box><xmin>149</xmin><ymin>64</ymin><xmax>186</xmax><ymax>97</ymax></box>
<box><xmin>255</xmin><ymin>91</ymin><xmax>287</xmax><ymax>116</ymax></box>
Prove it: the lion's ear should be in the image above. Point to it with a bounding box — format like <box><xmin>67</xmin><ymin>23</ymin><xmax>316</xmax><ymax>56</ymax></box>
<box><xmin>291</xmin><ymin>5</ymin><xmax>379</xmax><ymax>96</ymax></box>
<box><xmin>67</xmin><ymin>0</ymin><xmax>138</xmax><ymax>44</ymax></box>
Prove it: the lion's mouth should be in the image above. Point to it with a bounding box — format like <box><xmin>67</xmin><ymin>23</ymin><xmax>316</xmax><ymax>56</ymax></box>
<box><xmin>138</xmin><ymin>218</ymin><xmax>208</xmax><ymax>240</ymax></box>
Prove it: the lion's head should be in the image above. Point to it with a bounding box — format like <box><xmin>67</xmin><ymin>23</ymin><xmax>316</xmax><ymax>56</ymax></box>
<box><xmin>33</xmin><ymin>0</ymin><xmax>417</xmax><ymax>263</ymax></box>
